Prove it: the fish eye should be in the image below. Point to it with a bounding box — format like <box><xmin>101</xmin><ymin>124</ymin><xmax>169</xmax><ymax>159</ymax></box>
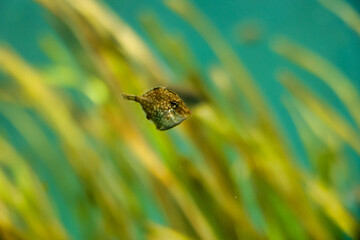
<box><xmin>170</xmin><ymin>101</ymin><xmax>179</xmax><ymax>109</ymax></box>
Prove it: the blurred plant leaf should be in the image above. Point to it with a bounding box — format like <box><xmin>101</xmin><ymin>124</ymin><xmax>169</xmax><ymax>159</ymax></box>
<box><xmin>278</xmin><ymin>71</ymin><xmax>360</xmax><ymax>156</ymax></box>
<box><xmin>271</xmin><ymin>37</ymin><xmax>360</xmax><ymax>130</ymax></box>
<box><xmin>317</xmin><ymin>0</ymin><xmax>360</xmax><ymax>37</ymax></box>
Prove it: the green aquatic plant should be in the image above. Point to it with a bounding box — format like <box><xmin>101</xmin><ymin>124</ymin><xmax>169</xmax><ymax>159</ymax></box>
<box><xmin>0</xmin><ymin>0</ymin><xmax>359</xmax><ymax>239</ymax></box>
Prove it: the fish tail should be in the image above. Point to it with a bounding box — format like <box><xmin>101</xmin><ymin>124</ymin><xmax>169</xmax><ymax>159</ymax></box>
<box><xmin>122</xmin><ymin>94</ymin><xmax>138</xmax><ymax>102</ymax></box>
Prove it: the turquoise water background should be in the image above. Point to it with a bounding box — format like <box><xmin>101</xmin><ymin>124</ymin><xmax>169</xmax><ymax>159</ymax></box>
<box><xmin>0</xmin><ymin>0</ymin><xmax>359</xmax><ymax>239</ymax></box>
<box><xmin>2</xmin><ymin>0</ymin><xmax>359</xmax><ymax>179</ymax></box>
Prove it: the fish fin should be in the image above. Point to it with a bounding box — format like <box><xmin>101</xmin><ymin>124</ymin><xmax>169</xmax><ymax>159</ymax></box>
<box><xmin>147</xmin><ymin>86</ymin><xmax>166</xmax><ymax>93</ymax></box>
<box><xmin>122</xmin><ymin>94</ymin><xmax>138</xmax><ymax>102</ymax></box>
<box><xmin>152</xmin><ymin>86</ymin><xmax>166</xmax><ymax>90</ymax></box>
<box><xmin>165</xmin><ymin>88</ymin><xmax>178</xmax><ymax>96</ymax></box>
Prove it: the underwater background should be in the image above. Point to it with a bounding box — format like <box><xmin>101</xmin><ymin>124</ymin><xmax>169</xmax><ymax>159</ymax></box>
<box><xmin>0</xmin><ymin>0</ymin><xmax>359</xmax><ymax>239</ymax></box>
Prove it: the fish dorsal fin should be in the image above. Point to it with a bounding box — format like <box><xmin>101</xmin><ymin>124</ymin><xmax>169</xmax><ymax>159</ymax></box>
<box><xmin>149</xmin><ymin>86</ymin><xmax>165</xmax><ymax>92</ymax></box>
<box><xmin>164</xmin><ymin>88</ymin><xmax>178</xmax><ymax>96</ymax></box>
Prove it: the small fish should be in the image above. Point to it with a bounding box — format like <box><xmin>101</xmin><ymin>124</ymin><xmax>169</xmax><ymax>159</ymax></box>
<box><xmin>122</xmin><ymin>87</ymin><xmax>192</xmax><ymax>130</ymax></box>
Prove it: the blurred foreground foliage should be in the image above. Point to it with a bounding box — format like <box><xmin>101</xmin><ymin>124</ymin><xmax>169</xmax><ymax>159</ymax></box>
<box><xmin>0</xmin><ymin>0</ymin><xmax>359</xmax><ymax>239</ymax></box>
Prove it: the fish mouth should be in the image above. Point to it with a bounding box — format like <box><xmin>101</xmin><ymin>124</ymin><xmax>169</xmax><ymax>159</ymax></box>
<box><xmin>156</xmin><ymin>121</ymin><xmax>182</xmax><ymax>131</ymax></box>
<box><xmin>155</xmin><ymin>111</ymin><xmax>189</xmax><ymax>131</ymax></box>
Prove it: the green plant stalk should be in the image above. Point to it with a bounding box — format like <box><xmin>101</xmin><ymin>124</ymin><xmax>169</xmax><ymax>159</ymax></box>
<box><xmin>0</xmin><ymin>138</ymin><xmax>69</xmax><ymax>240</ymax></box>
<box><xmin>279</xmin><ymin>71</ymin><xmax>360</xmax><ymax>156</ymax></box>
<box><xmin>283</xmin><ymin>97</ymin><xmax>359</xmax><ymax>237</ymax></box>
<box><xmin>163</xmin><ymin>0</ymin><xmax>275</xmax><ymax>126</ymax></box>
<box><xmin>317</xmin><ymin>0</ymin><xmax>360</xmax><ymax>37</ymax></box>
<box><xmin>0</xmin><ymin>46</ymin><xmax>138</xmax><ymax>239</ymax></box>
<box><xmin>271</xmin><ymin>37</ymin><xmax>360</xmax><ymax>130</ymax></box>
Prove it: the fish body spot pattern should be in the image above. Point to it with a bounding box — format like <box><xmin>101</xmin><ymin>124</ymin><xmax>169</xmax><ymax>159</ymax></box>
<box><xmin>122</xmin><ymin>87</ymin><xmax>192</xmax><ymax>130</ymax></box>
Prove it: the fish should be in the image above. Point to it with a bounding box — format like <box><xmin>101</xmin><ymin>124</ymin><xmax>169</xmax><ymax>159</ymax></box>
<box><xmin>122</xmin><ymin>87</ymin><xmax>192</xmax><ymax>131</ymax></box>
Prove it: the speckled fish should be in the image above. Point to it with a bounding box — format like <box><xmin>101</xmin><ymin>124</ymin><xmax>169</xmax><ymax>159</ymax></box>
<box><xmin>122</xmin><ymin>87</ymin><xmax>192</xmax><ymax>130</ymax></box>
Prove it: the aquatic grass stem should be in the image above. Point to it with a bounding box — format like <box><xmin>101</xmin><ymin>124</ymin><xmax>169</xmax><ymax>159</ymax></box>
<box><xmin>0</xmin><ymin>46</ymin><xmax>137</xmax><ymax>239</ymax></box>
<box><xmin>119</xmin><ymin>126</ymin><xmax>218</xmax><ymax>240</ymax></box>
<box><xmin>0</xmin><ymin>138</ymin><xmax>69</xmax><ymax>240</ymax></box>
<box><xmin>278</xmin><ymin>71</ymin><xmax>360</xmax><ymax>155</ymax></box>
<box><xmin>283</xmin><ymin>98</ymin><xmax>358</xmax><ymax>237</ymax></box>
<box><xmin>36</xmin><ymin>0</ymin><xmax>166</xmax><ymax>84</ymax></box>
<box><xmin>163</xmin><ymin>0</ymin><xmax>274</xmax><ymax>124</ymax></box>
<box><xmin>317</xmin><ymin>0</ymin><xmax>360</xmax><ymax>37</ymax></box>
<box><xmin>271</xmin><ymin>37</ymin><xmax>360</xmax><ymax>130</ymax></box>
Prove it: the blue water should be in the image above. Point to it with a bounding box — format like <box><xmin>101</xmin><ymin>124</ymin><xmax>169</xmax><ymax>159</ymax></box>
<box><xmin>1</xmin><ymin>0</ymin><xmax>359</xmax><ymax>239</ymax></box>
